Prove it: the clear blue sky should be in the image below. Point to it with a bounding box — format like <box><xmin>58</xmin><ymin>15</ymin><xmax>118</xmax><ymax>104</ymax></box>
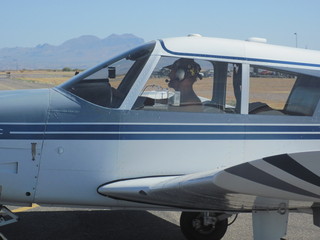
<box><xmin>1</xmin><ymin>0</ymin><xmax>320</xmax><ymax>50</ymax></box>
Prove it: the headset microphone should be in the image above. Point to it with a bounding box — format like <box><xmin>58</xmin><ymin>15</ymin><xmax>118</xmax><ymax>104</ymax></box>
<box><xmin>165</xmin><ymin>79</ymin><xmax>169</xmax><ymax>83</ymax></box>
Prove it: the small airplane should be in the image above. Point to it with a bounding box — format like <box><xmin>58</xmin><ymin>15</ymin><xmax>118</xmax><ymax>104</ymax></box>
<box><xmin>1</xmin><ymin>34</ymin><xmax>320</xmax><ymax>240</ymax></box>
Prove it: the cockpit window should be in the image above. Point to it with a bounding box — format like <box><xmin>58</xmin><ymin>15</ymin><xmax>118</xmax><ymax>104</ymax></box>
<box><xmin>59</xmin><ymin>42</ymin><xmax>155</xmax><ymax>108</ymax></box>
<box><xmin>133</xmin><ymin>56</ymin><xmax>238</xmax><ymax>114</ymax></box>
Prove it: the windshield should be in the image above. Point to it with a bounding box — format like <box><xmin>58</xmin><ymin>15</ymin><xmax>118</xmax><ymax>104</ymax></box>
<box><xmin>58</xmin><ymin>42</ymin><xmax>155</xmax><ymax>108</ymax></box>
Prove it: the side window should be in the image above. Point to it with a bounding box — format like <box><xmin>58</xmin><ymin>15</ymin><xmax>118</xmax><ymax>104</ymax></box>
<box><xmin>133</xmin><ymin>57</ymin><xmax>240</xmax><ymax>114</ymax></box>
<box><xmin>249</xmin><ymin>65</ymin><xmax>320</xmax><ymax>116</ymax></box>
<box><xmin>285</xmin><ymin>74</ymin><xmax>320</xmax><ymax>116</ymax></box>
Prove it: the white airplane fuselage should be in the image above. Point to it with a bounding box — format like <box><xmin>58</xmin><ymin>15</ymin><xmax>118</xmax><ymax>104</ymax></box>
<box><xmin>1</xmin><ymin>36</ymin><xmax>320</xmax><ymax>240</ymax></box>
<box><xmin>1</xmin><ymin>87</ymin><xmax>319</xmax><ymax>210</ymax></box>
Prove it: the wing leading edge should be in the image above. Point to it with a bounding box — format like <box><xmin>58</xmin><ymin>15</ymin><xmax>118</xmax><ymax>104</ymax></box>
<box><xmin>98</xmin><ymin>152</ymin><xmax>320</xmax><ymax>211</ymax></box>
<box><xmin>98</xmin><ymin>170</ymin><xmax>235</xmax><ymax>210</ymax></box>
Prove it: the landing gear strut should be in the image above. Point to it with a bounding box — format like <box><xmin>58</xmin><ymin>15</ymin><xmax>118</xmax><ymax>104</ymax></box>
<box><xmin>0</xmin><ymin>206</ymin><xmax>18</xmax><ymax>240</ymax></box>
<box><xmin>0</xmin><ymin>206</ymin><xmax>18</xmax><ymax>227</ymax></box>
<box><xmin>180</xmin><ymin>212</ymin><xmax>229</xmax><ymax>240</ymax></box>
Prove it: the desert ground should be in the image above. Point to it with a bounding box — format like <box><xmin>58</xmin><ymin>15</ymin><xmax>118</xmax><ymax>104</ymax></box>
<box><xmin>0</xmin><ymin>70</ymin><xmax>74</xmax><ymax>87</ymax></box>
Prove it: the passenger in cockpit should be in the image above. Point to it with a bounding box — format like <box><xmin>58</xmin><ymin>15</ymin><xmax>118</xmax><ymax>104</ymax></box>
<box><xmin>165</xmin><ymin>58</ymin><xmax>202</xmax><ymax>105</ymax></box>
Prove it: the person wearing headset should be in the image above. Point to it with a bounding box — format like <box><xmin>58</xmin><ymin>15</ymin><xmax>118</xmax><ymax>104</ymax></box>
<box><xmin>165</xmin><ymin>58</ymin><xmax>203</xmax><ymax>105</ymax></box>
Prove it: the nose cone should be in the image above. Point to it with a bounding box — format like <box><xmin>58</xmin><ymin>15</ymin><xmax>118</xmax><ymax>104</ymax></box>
<box><xmin>0</xmin><ymin>89</ymin><xmax>50</xmax><ymax>122</ymax></box>
<box><xmin>0</xmin><ymin>89</ymin><xmax>50</xmax><ymax>204</ymax></box>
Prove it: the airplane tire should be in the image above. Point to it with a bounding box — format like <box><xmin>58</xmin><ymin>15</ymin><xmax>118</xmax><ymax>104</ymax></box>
<box><xmin>180</xmin><ymin>212</ymin><xmax>228</xmax><ymax>240</ymax></box>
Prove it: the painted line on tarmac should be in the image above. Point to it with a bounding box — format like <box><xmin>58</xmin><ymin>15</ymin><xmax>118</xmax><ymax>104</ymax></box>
<box><xmin>12</xmin><ymin>204</ymin><xmax>39</xmax><ymax>213</ymax></box>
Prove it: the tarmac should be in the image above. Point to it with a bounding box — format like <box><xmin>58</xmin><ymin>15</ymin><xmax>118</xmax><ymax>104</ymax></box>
<box><xmin>1</xmin><ymin>206</ymin><xmax>320</xmax><ymax>240</ymax></box>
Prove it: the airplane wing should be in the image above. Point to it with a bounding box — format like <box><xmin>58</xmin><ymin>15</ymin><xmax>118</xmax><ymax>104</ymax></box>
<box><xmin>98</xmin><ymin>171</ymin><xmax>234</xmax><ymax>210</ymax></box>
<box><xmin>98</xmin><ymin>154</ymin><xmax>320</xmax><ymax>211</ymax></box>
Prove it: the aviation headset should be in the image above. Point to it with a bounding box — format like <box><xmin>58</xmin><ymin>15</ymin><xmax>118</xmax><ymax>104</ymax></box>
<box><xmin>175</xmin><ymin>68</ymin><xmax>186</xmax><ymax>81</ymax></box>
<box><xmin>169</xmin><ymin>59</ymin><xmax>202</xmax><ymax>81</ymax></box>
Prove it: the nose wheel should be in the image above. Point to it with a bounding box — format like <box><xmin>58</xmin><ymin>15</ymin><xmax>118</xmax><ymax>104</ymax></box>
<box><xmin>180</xmin><ymin>212</ymin><xmax>228</xmax><ymax>240</ymax></box>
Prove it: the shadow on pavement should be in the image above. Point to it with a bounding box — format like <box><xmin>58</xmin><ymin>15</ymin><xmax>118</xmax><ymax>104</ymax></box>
<box><xmin>0</xmin><ymin>210</ymin><xmax>185</xmax><ymax>240</ymax></box>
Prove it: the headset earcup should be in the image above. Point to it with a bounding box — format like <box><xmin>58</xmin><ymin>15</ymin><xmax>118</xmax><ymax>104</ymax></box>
<box><xmin>175</xmin><ymin>69</ymin><xmax>185</xmax><ymax>81</ymax></box>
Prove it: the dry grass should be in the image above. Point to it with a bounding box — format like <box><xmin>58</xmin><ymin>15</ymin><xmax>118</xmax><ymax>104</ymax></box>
<box><xmin>250</xmin><ymin>77</ymin><xmax>295</xmax><ymax>109</ymax></box>
<box><xmin>0</xmin><ymin>70</ymin><xmax>76</xmax><ymax>86</ymax></box>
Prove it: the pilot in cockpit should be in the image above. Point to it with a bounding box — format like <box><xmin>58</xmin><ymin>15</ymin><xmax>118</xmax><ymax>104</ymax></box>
<box><xmin>165</xmin><ymin>58</ymin><xmax>202</xmax><ymax>105</ymax></box>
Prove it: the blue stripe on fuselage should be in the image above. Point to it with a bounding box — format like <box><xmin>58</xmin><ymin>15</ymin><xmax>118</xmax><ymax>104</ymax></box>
<box><xmin>2</xmin><ymin>123</ymin><xmax>320</xmax><ymax>133</ymax></box>
<box><xmin>160</xmin><ymin>40</ymin><xmax>320</xmax><ymax>68</ymax></box>
<box><xmin>0</xmin><ymin>123</ymin><xmax>320</xmax><ymax>140</ymax></box>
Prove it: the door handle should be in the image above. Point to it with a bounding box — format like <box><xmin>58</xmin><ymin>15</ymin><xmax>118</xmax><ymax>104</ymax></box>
<box><xmin>31</xmin><ymin>143</ymin><xmax>37</xmax><ymax>161</ymax></box>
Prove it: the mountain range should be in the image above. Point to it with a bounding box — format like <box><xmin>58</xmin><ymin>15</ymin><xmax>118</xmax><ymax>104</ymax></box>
<box><xmin>0</xmin><ymin>34</ymin><xmax>145</xmax><ymax>70</ymax></box>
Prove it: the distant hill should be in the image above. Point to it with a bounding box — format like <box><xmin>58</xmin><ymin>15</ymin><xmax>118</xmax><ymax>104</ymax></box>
<box><xmin>0</xmin><ymin>34</ymin><xmax>145</xmax><ymax>70</ymax></box>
